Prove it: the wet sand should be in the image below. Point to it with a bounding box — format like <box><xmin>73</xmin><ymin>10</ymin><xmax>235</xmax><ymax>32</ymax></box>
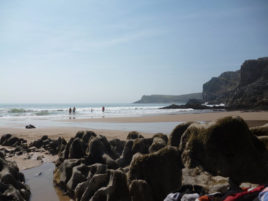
<box><xmin>0</xmin><ymin>127</ymin><xmax>154</xmax><ymax>142</ymax></box>
<box><xmin>64</xmin><ymin>110</ymin><xmax>268</xmax><ymax>123</ymax></box>
<box><xmin>0</xmin><ymin>111</ymin><xmax>267</xmax><ymax>145</ymax></box>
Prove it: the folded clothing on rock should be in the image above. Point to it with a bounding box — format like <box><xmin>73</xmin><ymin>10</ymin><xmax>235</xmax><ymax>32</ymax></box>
<box><xmin>223</xmin><ymin>185</ymin><xmax>265</xmax><ymax>201</ymax></box>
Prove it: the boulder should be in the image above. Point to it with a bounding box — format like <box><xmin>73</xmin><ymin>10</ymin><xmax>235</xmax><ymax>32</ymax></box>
<box><xmin>69</xmin><ymin>138</ymin><xmax>84</xmax><ymax>159</ymax></box>
<box><xmin>152</xmin><ymin>133</ymin><xmax>168</xmax><ymax>143</ymax></box>
<box><xmin>127</xmin><ymin>131</ymin><xmax>144</xmax><ymax>140</ymax></box>
<box><xmin>25</xmin><ymin>124</ymin><xmax>35</xmax><ymax>129</ymax></box>
<box><xmin>77</xmin><ymin>173</ymin><xmax>110</xmax><ymax>201</ymax></box>
<box><xmin>168</xmin><ymin>122</ymin><xmax>192</xmax><ymax>147</ymax></box>
<box><xmin>0</xmin><ymin>134</ymin><xmax>26</xmax><ymax>147</ymax></box>
<box><xmin>179</xmin><ymin>116</ymin><xmax>268</xmax><ymax>184</ymax></box>
<box><xmin>149</xmin><ymin>137</ymin><xmax>166</xmax><ymax>153</ymax></box>
<box><xmin>116</xmin><ymin>140</ymin><xmax>134</xmax><ymax>167</ymax></box>
<box><xmin>66</xmin><ymin>164</ymin><xmax>89</xmax><ymax>195</ymax></box>
<box><xmin>250</xmin><ymin>124</ymin><xmax>268</xmax><ymax>136</ymax></box>
<box><xmin>54</xmin><ymin>159</ymin><xmax>81</xmax><ymax>190</ymax></box>
<box><xmin>182</xmin><ymin>167</ymin><xmax>229</xmax><ymax>194</ymax></box>
<box><xmin>129</xmin><ymin>180</ymin><xmax>153</xmax><ymax>201</ymax></box>
<box><xmin>30</xmin><ymin>136</ymin><xmax>66</xmax><ymax>155</ymax></box>
<box><xmin>90</xmin><ymin>170</ymin><xmax>130</xmax><ymax>201</ymax></box>
<box><xmin>258</xmin><ymin>136</ymin><xmax>268</xmax><ymax>149</ymax></box>
<box><xmin>128</xmin><ymin>146</ymin><xmax>183</xmax><ymax>201</ymax></box>
<box><xmin>0</xmin><ymin>157</ymin><xmax>30</xmax><ymax>201</ymax></box>
<box><xmin>131</xmin><ymin>138</ymin><xmax>153</xmax><ymax>155</ymax></box>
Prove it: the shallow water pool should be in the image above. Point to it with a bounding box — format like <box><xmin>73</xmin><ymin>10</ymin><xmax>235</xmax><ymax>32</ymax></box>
<box><xmin>22</xmin><ymin>163</ymin><xmax>70</xmax><ymax>201</ymax></box>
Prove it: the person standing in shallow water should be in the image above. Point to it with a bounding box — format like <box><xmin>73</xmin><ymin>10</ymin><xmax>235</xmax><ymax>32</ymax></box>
<box><xmin>73</xmin><ymin>106</ymin><xmax>76</xmax><ymax>114</ymax></box>
<box><xmin>102</xmin><ymin>106</ymin><xmax>105</xmax><ymax>113</ymax></box>
<box><xmin>69</xmin><ymin>107</ymin><xmax>72</xmax><ymax>115</ymax></box>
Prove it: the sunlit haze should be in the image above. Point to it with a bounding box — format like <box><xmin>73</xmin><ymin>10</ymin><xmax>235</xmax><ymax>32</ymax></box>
<box><xmin>1</xmin><ymin>0</ymin><xmax>268</xmax><ymax>103</ymax></box>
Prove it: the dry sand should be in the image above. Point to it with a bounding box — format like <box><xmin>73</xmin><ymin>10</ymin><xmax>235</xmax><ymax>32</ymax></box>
<box><xmin>0</xmin><ymin>111</ymin><xmax>267</xmax><ymax>144</ymax></box>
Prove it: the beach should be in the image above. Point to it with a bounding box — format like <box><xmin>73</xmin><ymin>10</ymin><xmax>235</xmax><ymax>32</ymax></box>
<box><xmin>0</xmin><ymin>110</ymin><xmax>267</xmax><ymax>201</ymax></box>
<box><xmin>0</xmin><ymin>110</ymin><xmax>267</xmax><ymax>147</ymax></box>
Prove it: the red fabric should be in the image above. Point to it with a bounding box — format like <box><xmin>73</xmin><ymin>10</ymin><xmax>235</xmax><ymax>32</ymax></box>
<box><xmin>198</xmin><ymin>195</ymin><xmax>210</xmax><ymax>201</ymax></box>
<box><xmin>224</xmin><ymin>185</ymin><xmax>265</xmax><ymax>201</ymax></box>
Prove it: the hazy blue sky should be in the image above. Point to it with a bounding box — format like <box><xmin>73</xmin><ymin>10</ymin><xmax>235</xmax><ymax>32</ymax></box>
<box><xmin>0</xmin><ymin>0</ymin><xmax>267</xmax><ymax>103</ymax></box>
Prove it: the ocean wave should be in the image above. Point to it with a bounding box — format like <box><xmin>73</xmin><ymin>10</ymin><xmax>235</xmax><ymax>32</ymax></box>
<box><xmin>8</xmin><ymin>108</ymin><xmax>27</xmax><ymax>113</ymax></box>
<box><xmin>35</xmin><ymin>110</ymin><xmax>51</xmax><ymax>116</ymax></box>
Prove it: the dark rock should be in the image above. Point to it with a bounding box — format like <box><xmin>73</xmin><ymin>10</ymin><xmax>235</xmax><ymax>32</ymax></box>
<box><xmin>179</xmin><ymin>184</ymin><xmax>206</xmax><ymax>195</ymax></box>
<box><xmin>69</xmin><ymin>138</ymin><xmax>84</xmax><ymax>159</ymax></box>
<box><xmin>54</xmin><ymin>159</ymin><xmax>81</xmax><ymax>190</ymax></box>
<box><xmin>30</xmin><ymin>136</ymin><xmax>66</xmax><ymax>155</ymax></box>
<box><xmin>179</xmin><ymin>116</ymin><xmax>268</xmax><ymax>184</ymax></box>
<box><xmin>132</xmin><ymin>138</ymin><xmax>153</xmax><ymax>155</ymax></box>
<box><xmin>203</xmin><ymin>57</ymin><xmax>268</xmax><ymax>109</ymax></box>
<box><xmin>66</xmin><ymin>164</ymin><xmax>88</xmax><ymax>196</ymax></box>
<box><xmin>0</xmin><ymin>157</ymin><xmax>30</xmax><ymax>201</ymax></box>
<box><xmin>160</xmin><ymin>102</ymin><xmax>224</xmax><ymax>110</ymax></box>
<box><xmin>41</xmin><ymin>135</ymin><xmax>48</xmax><ymax>141</ymax></box>
<box><xmin>258</xmin><ymin>136</ymin><xmax>268</xmax><ymax>149</ymax></box>
<box><xmin>203</xmin><ymin>71</ymin><xmax>240</xmax><ymax>103</ymax></box>
<box><xmin>127</xmin><ymin>131</ymin><xmax>144</xmax><ymax>140</ymax></box>
<box><xmin>250</xmin><ymin>124</ymin><xmax>268</xmax><ymax>136</ymax></box>
<box><xmin>77</xmin><ymin>172</ymin><xmax>110</xmax><ymax>201</ymax></box>
<box><xmin>116</xmin><ymin>140</ymin><xmax>134</xmax><ymax>167</ymax></box>
<box><xmin>86</xmin><ymin>137</ymin><xmax>105</xmax><ymax>160</ymax></box>
<box><xmin>129</xmin><ymin>179</ymin><xmax>153</xmax><ymax>201</ymax></box>
<box><xmin>25</xmin><ymin>124</ymin><xmax>36</xmax><ymax>129</ymax></box>
<box><xmin>109</xmin><ymin>139</ymin><xmax>125</xmax><ymax>157</ymax></box>
<box><xmin>128</xmin><ymin>146</ymin><xmax>183</xmax><ymax>201</ymax></box>
<box><xmin>152</xmin><ymin>133</ymin><xmax>168</xmax><ymax>143</ymax></box>
<box><xmin>75</xmin><ymin>130</ymin><xmax>97</xmax><ymax>143</ymax></box>
<box><xmin>168</xmin><ymin>122</ymin><xmax>192</xmax><ymax>147</ymax></box>
<box><xmin>90</xmin><ymin>170</ymin><xmax>130</xmax><ymax>201</ymax></box>
<box><xmin>0</xmin><ymin>134</ymin><xmax>26</xmax><ymax>147</ymax></box>
<box><xmin>182</xmin><ymin>167</ymin><xmax>229</xmax><ymax>194</ymax></box>
<box><xmin>134</xmin><ymin>93</ymin><xmax>202</xmax><ymax>104</ymax></box>
<box><xmin>149</xmin><ymin>137</ymin><xmax>166</xmax><ymax>153</ymax></box>
<box><xmin>0</xmin><ymin>134</ymin><xmax>12</xmax><ymax>144</ymax></box>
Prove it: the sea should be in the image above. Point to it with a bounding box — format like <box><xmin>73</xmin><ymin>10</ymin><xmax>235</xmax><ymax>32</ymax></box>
<box><xmin>0</xmin><ymin>103</ymin><xmax>213</xmax><ymax>133</ymax></box>
<box><xmin>0</xmin><ymin>103</ymin><xmax>197</xmax><ymax>120</ymax></box>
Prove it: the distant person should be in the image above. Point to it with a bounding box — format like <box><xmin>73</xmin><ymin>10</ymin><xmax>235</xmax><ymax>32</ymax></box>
<box><xmin>69</xmin><ymin>107</ymin><xmax>72</xmax><ymax>115</ymax></box>
<box><xmin>102</xmin><ymin>106</ymin><xmax>105</xmax><ymax>112</ymax></box>
<box><xmin>73</xmin><ymin>106</ymin><xmax>76</xmax><ymax>114</ymax></box>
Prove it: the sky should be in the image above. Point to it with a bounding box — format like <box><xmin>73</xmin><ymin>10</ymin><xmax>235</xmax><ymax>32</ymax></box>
<box><xmin>0</xmin><ymin>0</ymin><xmax>268</xmax><ymax>103</ymax></box>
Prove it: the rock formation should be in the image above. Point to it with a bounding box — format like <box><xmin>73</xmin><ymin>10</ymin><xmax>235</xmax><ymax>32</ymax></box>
<box><xmin>203</xmin><ymin>71</ymin><xmax>240</xmax><ymax>104</ymax></box>
<box><xmin>179</xmin><ymin>116</ymin><xmax>268</xmax><ymax>184</ymax></box>
<box><xmin>134</xmin><ymin>93</ymin><xmax>202</xmax><ymax>103</ymax></box>
<box><xmin>226</xmin><ymin>57</ymin><xmax>268</xmax><ymax>109</ymax></box>
<box><xmin>0</xmin><ymin>152</ymin><xmax>30</xmax><ymax>201</ymax></box>
<box><xmin>53</xmin><ymin>130</ymin><xmax>183</xmax><ymax>201</ymax></box>
<box><xmin>203</xmin><ymin>57</ymin><xmax>268</xmax><ymax>109</ymax></box>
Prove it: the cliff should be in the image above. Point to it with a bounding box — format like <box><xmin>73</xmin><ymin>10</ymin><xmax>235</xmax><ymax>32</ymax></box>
<box><xmin>203</xmin><ymin>57</ymin><xmax>268</xmax><ymax>109</ymax></box>
<box><xmin>134</xmin><ymin>93</ymin><xmax>202</xmax><ymax>104</ymax></box>
<box><xmin>203</xmin><ymin>71</ymin><xmax>240</xmax><ymax>103</ymax></box>
<box><xmin>226</xmin><ymin>57</ymin><xmax>268</xmax><ymax>109</ymax></box>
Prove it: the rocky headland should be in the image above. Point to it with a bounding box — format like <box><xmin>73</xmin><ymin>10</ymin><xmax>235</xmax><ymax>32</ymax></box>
<box><xmin>136</xmin><ymin>57</ymin><xmax>268</xmax><ymax>111</ymax></box>
<box><xmin>203</xmin><ymin>57</ymin><xmax>268</xmax><ymax>110</ymax></box>
<box><xmin>134</xmin><ymin>93</ymin><xmax>202</xmax><ymax>104</ymax></box>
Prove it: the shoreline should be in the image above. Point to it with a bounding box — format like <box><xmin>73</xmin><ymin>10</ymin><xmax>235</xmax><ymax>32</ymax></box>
<box><xmin>0</xmin><ymin>111</ymin><xmax>267</xmax><ymax>201</ymax></box>
<box><xmin>0</xmin><ymin>111</ymin><xmax>267</xmax><ymax>144</ymax></box>
<box><xmin>62</xmin><ymin>110</ymin><xmax>268</xmax><ymax>123</ymax></box>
